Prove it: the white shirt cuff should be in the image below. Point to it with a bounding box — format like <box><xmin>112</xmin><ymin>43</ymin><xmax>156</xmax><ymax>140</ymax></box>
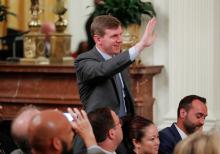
<box><xmin>129</xmin><ymin>46</ymin><xmax>139</xmax><ymax>61</ymax></box>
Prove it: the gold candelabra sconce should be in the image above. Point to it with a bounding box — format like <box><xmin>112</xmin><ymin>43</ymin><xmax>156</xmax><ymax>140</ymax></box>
<box><xmin>28</xmin><ymin>0</ymin><xmax>42</xmax><ymax>32</ymax></box>
<box><xmin>53</xmin><ymin>0</ymin><xmax>68</xmax><ymax>33</ymax></box>
<box><xmin>55</xmin><ymin>15</ymin><xmax>68</xmax><ymax>33</ymax></box>
<box><xmin>22</xmin><ymin>0</ymin><xmax>72</xmax><ymax>64</ymax></box>
<box><xmin>23</xmin><ymin>33</ymin><xmax>46</xmax><ymax>58</ymax></box>
<box><xmin>49</xmin><ymin>0</ymin><xmax>72</xmax><ymax>64</ymax></box>
<box><xmin>22</xmin><ymin>0</ymin><xmax>46</xmax><ymax>64</ymax></box>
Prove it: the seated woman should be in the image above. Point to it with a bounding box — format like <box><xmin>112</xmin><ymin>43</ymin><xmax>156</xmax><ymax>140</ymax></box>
<box><xmin>122</xmin><ymin>116</ymin><xmax>160</xmax><ymax>154</ymax></box>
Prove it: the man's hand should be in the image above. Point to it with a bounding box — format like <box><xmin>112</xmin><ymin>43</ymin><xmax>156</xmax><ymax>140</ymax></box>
<box><xmin>67</xmin><ymin>108</ymin><xmax>97</xmax><ymax>148</ymax></box>
<box><xmin>135</xmin><ymin>17</ymin><xmax>157</xmax><ymax>52</ymax></box>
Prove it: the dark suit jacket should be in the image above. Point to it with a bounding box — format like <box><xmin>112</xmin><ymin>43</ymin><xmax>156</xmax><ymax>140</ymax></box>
<box><xmin>75</xmin><ymin>47</ymin><xmax>135</xmax><ymax>115</ymax></box>
<box><xmin>159</xmin><ymin>123</ymin><xmax>182</xmax><ymax>154</ymax></box>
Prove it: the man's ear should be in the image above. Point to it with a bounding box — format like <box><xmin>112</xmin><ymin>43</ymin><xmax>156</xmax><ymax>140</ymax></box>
<box><xmin>180</xmin><ymin>108</ymin><xmax>187</xmax><ymax>118</ymax></box>
<box><xmin>52</xmin><ymin>137</ymin><xmax>62</xmax><ymax>151</ymax></box>
<box><xmin>108</xmin><ymin>128</ymin><xmax>115</xmax><ymax>140</ymax></box>
<box><xmin>93</xmin><ymin>35</ymin><xmax>101</xmax><ymax>44</ymax></box>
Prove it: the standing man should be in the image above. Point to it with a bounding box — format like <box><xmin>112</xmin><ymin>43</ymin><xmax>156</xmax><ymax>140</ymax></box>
<box><xmin>159</xmin><ymin>95</ymin><xmax>208</xmax><ymax>154</ymax></box>
<box><xmin>75</xmin><ymin>15</ymin><xmax>157</xmax><ymax>117</ymax></box>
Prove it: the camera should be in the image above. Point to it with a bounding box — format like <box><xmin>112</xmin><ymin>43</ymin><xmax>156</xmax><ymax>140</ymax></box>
<box><xmin>63</xmin><ymin>112</ymin><xmax>73</xmax><ymax>122</ymax></box>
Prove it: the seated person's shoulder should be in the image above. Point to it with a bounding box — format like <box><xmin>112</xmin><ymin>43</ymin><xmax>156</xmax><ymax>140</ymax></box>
<box><xmin>159</xmin><ymin>126</ymin><xmax>173</xmax><ymax>135</ymax></box>
<box><xmin>159</xmin><ymin>125</ymin><xmax>179</xmax><ymax>142</ymax></box>
<box><xmin>10</xmin><ymin>148</ymin><xmax>25</xmax><ymax>154</ymax></box>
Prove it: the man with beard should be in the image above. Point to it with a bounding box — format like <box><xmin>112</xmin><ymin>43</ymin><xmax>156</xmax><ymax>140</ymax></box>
<box><xmin>158</xmin><ymin>95</ymin><xmax>208</xmax><ymax>154</ymax></box>
<box><xmin>28</xmin><ymin>109</ymin><xmax>105</xmax><ymax>154</ymax></box>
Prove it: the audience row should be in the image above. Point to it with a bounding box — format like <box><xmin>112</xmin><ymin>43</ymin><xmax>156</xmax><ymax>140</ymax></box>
<box><xmin>5</xmin><ymin>94</ymin><xmax>220</xmax><ymax>154</ymax></box>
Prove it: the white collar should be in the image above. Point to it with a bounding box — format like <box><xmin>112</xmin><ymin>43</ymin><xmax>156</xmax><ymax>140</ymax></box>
<box><xmin>96</xmin><ymin>46</ymin><xmax>112</xmax><ymax>60</ymax></box>
<box><xmin>174</xmin><ymin>123</ymin><xmax>188</xmax><ymax>139</ymax></box>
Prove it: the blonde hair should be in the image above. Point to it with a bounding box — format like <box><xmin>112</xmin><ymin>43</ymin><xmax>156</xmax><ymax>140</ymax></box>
<box><xmin>174</xmin><ymin>131</ymin><xmax>220</xmax><ymax>154</ymax></box>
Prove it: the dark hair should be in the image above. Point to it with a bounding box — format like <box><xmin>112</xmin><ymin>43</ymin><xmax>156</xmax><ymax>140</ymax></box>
<box><xmin>177</xmin><ymin>95</ymin><xmax>206</xmax><ymax>118</ymax></box>
<box><xmin>76</xmin><ymin>41</ymin><xmax>89</xmax><ymax>55</ymax></box>
<box><xmin>61</xmin><ymin>139</ymin><xmax>73</xmax><ymax>154</ymax></box>
<box><xmin>122</xmin><ymin>115</ymin><xmax>153</xmax><ymax>151</ymax></box>
<box><xmin>88</xmin><ymin>107</ymin><xmax>115</xmax><ymax>142</ymax></box>
<box><xmin>12</xmin><ymin>136</ymin><xmax>31</xmax><ymax>154</ymax></box>
<box><xmin>91</xmin><ymin>15</ymin><xmax>121</xmax><ymax>37</ymax></box>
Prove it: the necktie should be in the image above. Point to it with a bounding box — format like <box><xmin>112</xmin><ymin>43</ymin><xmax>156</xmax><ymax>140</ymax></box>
<box><xmin>114</xmin><ymin>73</ymin><xmax>127</xmax><ymax>117</ymax></box>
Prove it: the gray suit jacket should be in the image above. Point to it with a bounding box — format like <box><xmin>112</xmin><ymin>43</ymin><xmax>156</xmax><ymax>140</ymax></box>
<box><xmin>10</xmin><ymin>147</ymin><xmax>105</xmax><ymax>154</ymax></box>
<box><xmin>88</xmin><ymin>147</ymin><xmax>106</xmax><ymax>154</ymax></box>
<box><xmin>10</xmin><ymin>149</ymin><xmax>26</xmax><ymax>154</ymax></box>
<box><xmin>75</xmin><ymin>47</ymin><xmax>135</xmax><ymax>115</ymax></box>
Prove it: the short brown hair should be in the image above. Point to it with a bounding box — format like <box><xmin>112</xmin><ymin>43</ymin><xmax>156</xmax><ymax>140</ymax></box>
<box><xmin>177</xmin><ymin>95</ymin><xmax>206</xmax><ymax>118</ymax></box>
<box><xmin>91</xmin><ymin>15</ymin><xmax>121</xmax><ymax>37</ymax></box>
<box><xmin>88</xmin><ymin>107</ymin><xmax>115</xmax><ymax>142</ymax></box>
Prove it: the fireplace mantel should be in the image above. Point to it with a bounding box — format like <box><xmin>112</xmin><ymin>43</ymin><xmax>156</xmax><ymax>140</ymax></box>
<box><xmin>0</xmin><ymin>62</ymin><xmax>163</xmax><ymax>120</ymax></box>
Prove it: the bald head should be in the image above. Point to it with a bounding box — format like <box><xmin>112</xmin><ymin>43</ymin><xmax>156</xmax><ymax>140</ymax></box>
<box><xmin>11</xmin><ymin>106</ymin><xmax>40</xmax><ymax>153</ymax></box>
<box><xmin>28</xmin><ymin>109</ymin><xmax>74</xmax><ymax>154</ymax></box>
<box><xmin>41</xmin><ymin>22</ymin><xmax>55</xmax><ymax>36</ymax></box>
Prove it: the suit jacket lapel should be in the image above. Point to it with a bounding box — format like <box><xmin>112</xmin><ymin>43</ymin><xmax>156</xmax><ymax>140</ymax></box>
<box><xmin>92</xmin><ymin>47</ymin><xmax>121</xmax><ymax>103</ymax></box>
<box><xmin>171</xmin><ymin>123</ymin><xmax>182</xmax><ymax>142</ymax></box>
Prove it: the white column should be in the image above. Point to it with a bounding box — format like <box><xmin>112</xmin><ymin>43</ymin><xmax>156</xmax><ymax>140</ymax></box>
<box><xmin>66</xmin><ymin>0</ymin><xmax>93</xmax><ymax>51</ymax></box>
<box><xmin>213</xmin><ymin>0</ymin><xmax>220</xmax><ymax>125</ymax></box>
<box><xmin>151</xmin><ymin>0</ymin><xmax>220</xmax><ymax>130</ymax></box>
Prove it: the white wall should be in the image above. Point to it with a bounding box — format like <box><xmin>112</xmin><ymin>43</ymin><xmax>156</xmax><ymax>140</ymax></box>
<box><xmin>213</xmin><ymin>0</ymin><xmax>220</xmax><ymax>125</ymax></box>
<box><xmin>66</xmin><ymin>0</ymin><xmax>94</xmax><ymax>51</ymax></box>
<box><xmin>67</xmin><ymin>0</ymin><xmax>220</xmax><ymax>131</ymax></box>
<box><xmin>153</xmin><ymin>0</ymin><xmax>220</xmax><ymax>131</ymax></box>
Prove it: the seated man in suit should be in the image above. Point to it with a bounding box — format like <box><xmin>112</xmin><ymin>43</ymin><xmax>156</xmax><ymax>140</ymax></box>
<box><xmin>28</xmin><ymin>108</ymin><xmax>104</xmax><ymax>154</ymax></box>
<box><xmin>88</xmin><ymin>107</ymin><xmax>123</xmax><ymax>154</ymax></box>
<box><xmin>159</xmin><ymin>95</ymin><xmax>208</xmax><ymax>154</ymax></box>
